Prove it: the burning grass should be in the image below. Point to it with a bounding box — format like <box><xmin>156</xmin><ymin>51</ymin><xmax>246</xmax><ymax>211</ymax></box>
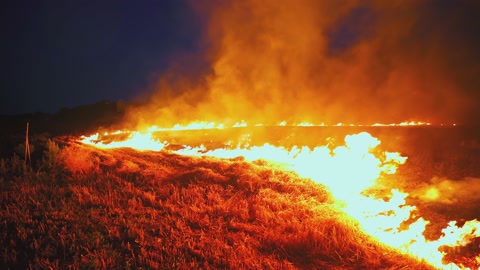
<box><xmin>0</xmin><ymin>139</ymin><xmax>436</xmax><ymax>269</ymax></box>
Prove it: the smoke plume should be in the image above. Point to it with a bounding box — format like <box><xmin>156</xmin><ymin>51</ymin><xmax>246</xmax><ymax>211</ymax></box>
<box><xmin>411</xmin><ymin>177</ymin><xmax>480</xmax><ymax>205</ymax></box>
<box><xmin>126</xmin><ymin>0</ymin><xmax>480</xmax><ymax>128</ymax></box>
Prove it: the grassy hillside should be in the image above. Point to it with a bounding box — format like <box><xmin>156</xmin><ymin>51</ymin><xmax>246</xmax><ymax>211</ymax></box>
<box><xmin>0</xmin><ymin>138</ymin><xmax>435</xmax><ymax>269</ymax></box>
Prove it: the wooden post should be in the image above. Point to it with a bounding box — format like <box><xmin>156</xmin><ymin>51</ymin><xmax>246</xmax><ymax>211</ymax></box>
<box><xmin>25</xmin><ymin>122</ymin><xmax>31</xmax><ymax>164</ymax></box>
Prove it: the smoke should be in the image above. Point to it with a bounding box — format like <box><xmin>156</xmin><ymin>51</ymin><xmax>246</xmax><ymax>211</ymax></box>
<box><xmin>125</xmin><ymin>0</ymin><xmax>480</xmax><ymax>128</ymax></box>
<box><xmin>411</xmin><ymin>177</ymin><xmax>480</xmax><ymax>204</ymax></box>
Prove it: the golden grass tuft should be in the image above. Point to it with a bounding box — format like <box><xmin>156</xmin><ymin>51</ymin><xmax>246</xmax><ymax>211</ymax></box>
<box><xmin>59</xmin><ymin>145</ymin><xmax>101</xmax><ymax>176</ymax></box>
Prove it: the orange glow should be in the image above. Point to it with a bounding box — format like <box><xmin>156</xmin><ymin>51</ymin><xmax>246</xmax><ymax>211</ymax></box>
<box><xmin>79</xmin><ymin>123</ymin><xmax>479</xmax><ymax>269</ymax></box>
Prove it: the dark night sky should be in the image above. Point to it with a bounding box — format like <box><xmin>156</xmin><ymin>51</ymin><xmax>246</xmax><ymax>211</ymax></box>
<box><xmin>1</xmin><ymin>0</ymin><xmax>479</xmax><ymax>125</ymax></box>
<box><xmin>0</xmin><ymin>0</ymin><xmax>202</xmax><ymax>115</ymax></box>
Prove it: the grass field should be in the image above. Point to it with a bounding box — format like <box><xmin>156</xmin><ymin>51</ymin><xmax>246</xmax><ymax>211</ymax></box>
<box><xmin>1</xmin><ymin>126</ymin><xmax>479</xmax><ymax>269</ymax></box>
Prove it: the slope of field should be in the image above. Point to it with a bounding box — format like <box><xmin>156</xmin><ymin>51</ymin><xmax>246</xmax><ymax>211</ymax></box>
<box><xmin>0</xmin><ymin>139</ymin><xmax>435</xmax><ymax>269</ymax></box>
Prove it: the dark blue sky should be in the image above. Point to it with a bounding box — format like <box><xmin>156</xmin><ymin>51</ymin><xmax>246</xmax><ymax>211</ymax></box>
<box><xmin>0</xmin><ymin>0</ymin><xmax>202</xmax><ymax>115</ymax></box>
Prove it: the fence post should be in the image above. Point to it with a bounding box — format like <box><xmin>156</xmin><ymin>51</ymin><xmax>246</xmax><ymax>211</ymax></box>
<box><xmin>25</xmin><ymin>122</ymin><xmax>31</xmax><ymax>164</ymax></box>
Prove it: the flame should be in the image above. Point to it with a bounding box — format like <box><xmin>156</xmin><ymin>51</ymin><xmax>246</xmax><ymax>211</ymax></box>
<box><xmin>79</xmin><ymin>123</ymin><xmax>478</xmax><ymax>269</ymax></box>
<box><xmin>373</xmin><ymin>121</ymin><xmax>432</xmax><ymax>126</ymax></box>
<box><xmin>80</xmin><ymin>131</ymin><xmax>165</xmax><ymax>151</ymax></box>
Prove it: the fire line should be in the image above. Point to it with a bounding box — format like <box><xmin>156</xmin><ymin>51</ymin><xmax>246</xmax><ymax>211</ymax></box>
<box><xmin>79</xmin><ymin>122</ymin><xmax>479</xmax><ymax>269</ymax></box>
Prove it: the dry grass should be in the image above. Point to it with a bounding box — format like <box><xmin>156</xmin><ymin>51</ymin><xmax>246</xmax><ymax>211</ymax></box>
<box><xmin>0</xmin><ymin>137</ymin><xmax>451</xmax><ymax>269</ymax></box>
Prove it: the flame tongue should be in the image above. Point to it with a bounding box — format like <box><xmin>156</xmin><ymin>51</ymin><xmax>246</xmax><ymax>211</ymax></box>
<box><xmin>79</xmin><ymin>126</ymin><xmax>479</xmax><ymax>269</ymax></box>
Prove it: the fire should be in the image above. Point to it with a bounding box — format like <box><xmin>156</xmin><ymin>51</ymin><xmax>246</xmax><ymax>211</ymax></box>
<box><xmin>166</xmin><ymin>121</ymin><xmax>224</xmax><ymax>131</ymax></box>
<box><xmin>81</xmin><ymin>131</ymin><xmax>165</xmax><ymax>151</ymax></box>
<box><xmin>79</xmin><ymin>123</ymin><xmax>479</xmax><ymax>269</ymax></box>
<box><xmin>373</xmin><ymin>121</ymin><xmax>432</xmax><ymax>126</ymax></box>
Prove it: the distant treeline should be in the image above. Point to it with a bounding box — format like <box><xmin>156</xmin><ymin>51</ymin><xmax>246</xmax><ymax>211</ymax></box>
<box><xmin>0</xmin><ymin>100</ymin><xmax>127</xmax><ymax>159</ymax></box>
<box><xmin>0</xmin><ymin>100</ymin><xmax>127</xmax><ymax>136</ymax></box>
